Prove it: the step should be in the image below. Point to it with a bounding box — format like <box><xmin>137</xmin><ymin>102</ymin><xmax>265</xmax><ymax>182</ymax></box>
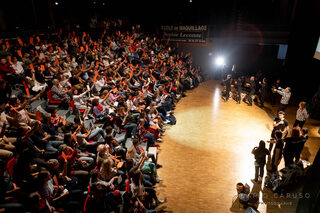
<box><xmin>97</xmin><ymin>136</ymin><xmax>105</xmax><ymax>143</ymax></box>
<box><xmin>57</xmin><ymin>109</ymin><xmax>71</xmax><ymax>118</ymax></box>
<box><xmin>84</xmin><ymin>119</ymin><xmax>94</xmax><ymax>129</ymax></box>
<box><xmin>47</xmin><ymin>104</ymin><xmax>60</xmax><ymax>109</ymax></box>
<box><xmin>11</xmin><ymin>89</ymin><xmax>23</xmax><ymax>98</ymax></box>
<box><xmin>30</xmin><ymin>99</ymin><xmax>46</xmax><ymax>111</ymax></box>
<box><xmin>66</xmin><ymin>114</ymin><xmax>75</xmax><ymax>123</ymax></box>
<box><xmin>125</xmin><ymin>138</ymin><xmax>132</xmax><ymax>148</ymax></box>
<box><xmin>115</xmin><ymin>133</ymin><xmax>126</xmax><ymax>144</ymax></box>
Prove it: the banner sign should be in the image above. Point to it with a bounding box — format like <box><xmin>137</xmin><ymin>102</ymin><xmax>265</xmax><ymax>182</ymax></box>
<box><xmin>161</xmin><ymin>25</ymin><xmax>208</xmax><ymax>43</ymax></box>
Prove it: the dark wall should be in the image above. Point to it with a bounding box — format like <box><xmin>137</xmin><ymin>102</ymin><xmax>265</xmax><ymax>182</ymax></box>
<box><xmin>295</xmin><ymin>148</ymin><xmax>320</xmax><ymax>213</ymax></box>
<box><xmin>178</xmin><ymin>0</ymin><xmax>320</xmax><ymax>101</ymax></box>
<box><xmin>286</xmin><ymin>0</ymin><xmax>320</xmax><ymax>100</ymax></box>
<box><xmin>178</xmin><ymin>42</ymin><xmax>283</xmax><ymax>81</ymax></box>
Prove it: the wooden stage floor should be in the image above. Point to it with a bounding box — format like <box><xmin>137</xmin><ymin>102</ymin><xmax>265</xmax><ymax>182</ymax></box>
<box><xmin>156</xmin><ymin>80</ymin><xmax>320</xmax><ymax>213</ymax></box>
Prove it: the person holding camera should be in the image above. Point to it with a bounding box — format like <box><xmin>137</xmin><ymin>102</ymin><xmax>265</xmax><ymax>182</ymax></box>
<box><xmin>276</xmin><ymin>87</ymin><xmax>291</xmax><ymax>112</ymax></box>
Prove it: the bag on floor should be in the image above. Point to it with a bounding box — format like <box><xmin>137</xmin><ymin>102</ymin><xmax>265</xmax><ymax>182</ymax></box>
<box><xmin>167</xmin><ymin>114</ymin><xmax>176</xmax><ymax>125</ymax></box>
<box><xmin>221</xmin><ymin>89</ymin><xmax>227</xmax><ymax>97</ymax></box>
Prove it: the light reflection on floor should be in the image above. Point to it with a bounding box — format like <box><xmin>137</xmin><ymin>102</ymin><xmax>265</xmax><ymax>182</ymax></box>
<box><xmin>157</xmin><ymin>80</ymin><xmax>320</xmax><ymax>213</ymax></box>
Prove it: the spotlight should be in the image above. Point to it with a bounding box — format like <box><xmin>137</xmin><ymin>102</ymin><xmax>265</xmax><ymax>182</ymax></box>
<box><xmin>215</xmin><ymin>57</ymin><xmax>225</xmax><ymax>66</ymax></box>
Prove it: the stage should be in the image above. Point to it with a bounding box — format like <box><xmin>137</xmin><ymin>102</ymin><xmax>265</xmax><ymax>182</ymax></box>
<box><xmin>157</xmin><ymin>80</ymin><xmax>320</xmax><ymax>213</ymax></box>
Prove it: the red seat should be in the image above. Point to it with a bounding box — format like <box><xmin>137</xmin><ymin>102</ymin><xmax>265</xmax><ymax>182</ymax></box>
<box><xmin>7</xmin><ymin>157</ymin><xmax>16</xmax><ymax>178</ymax></box>
<box><xmin>83</xmin><ymin>185</ymin><xmax>91</xmax><ymax>212</ymax></box>
<box><xmin>83</xmin><ymin>162</ymin><xmax>97</xmax><ymax>213</ymax></box>
<box><xmin>70</xmin><ymin>100</ymin><xmax>75</xmax><ymax>111</ymax></box>
<box><xmin>47</xmin><ymin>90</ymin><xmax>62</xmax><ymax>104</ymax></box>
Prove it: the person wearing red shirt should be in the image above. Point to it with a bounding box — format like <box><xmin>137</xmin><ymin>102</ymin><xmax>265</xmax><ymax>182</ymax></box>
<box><xmin>0</xmin><ymin>57</ymin><xmax>15</xmax><ymax>80</ymax></box>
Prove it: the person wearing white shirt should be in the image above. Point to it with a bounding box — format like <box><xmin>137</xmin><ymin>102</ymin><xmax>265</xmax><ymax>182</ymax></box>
<box><xmin>126</xmin><ymin>94</ymin><xmax>137</xmax><ymax>111</ymax></box>
<box><xmin>73</xmin><ymin>89</ymin><xmax>89</xmax><ymax>110</ymax></box>
<box><xmin>94</xmin><ymin>75</ymin><xmax>106</xmax><ymax>92</ymax></box>
<box><xmin>294</xmin><ymin>102</ymin><xmax>309</xmax><ymax>128</ymax></box>
<box><xmin>277</xmin><ymin>87</ymin><xmax>291</xmax><ymax>112</ymax></box>
<box><xmin>11</xmin><ymin>57</ymin><xmax>24</xmax><ymax>74</ymax></box>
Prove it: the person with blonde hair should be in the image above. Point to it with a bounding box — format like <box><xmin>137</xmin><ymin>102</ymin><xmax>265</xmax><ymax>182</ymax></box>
<box><xmin>96</xmin><ymin>144</ymin><xmax>111</xmax><ymax>168</ymax></box>
<box><xmin>100</xmin><ymin>158</ymin><xmax>117</xmax><ymax>181</ymax></box>
<box><xmin>293</xmin><ymin>101</ymin><xmax>309</xmax><ymax>129</ymax></box>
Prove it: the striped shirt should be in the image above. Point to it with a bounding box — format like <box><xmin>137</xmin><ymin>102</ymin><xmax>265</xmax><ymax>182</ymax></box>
<box><xmin>277</xmin><ymin>89</ymin><xmax>291</xmax><ymax>105</ymax></box>
<box><xmin>296</xmin><ymin>108</ymin><xmax>309</xmax><ymax>121</ymax></box>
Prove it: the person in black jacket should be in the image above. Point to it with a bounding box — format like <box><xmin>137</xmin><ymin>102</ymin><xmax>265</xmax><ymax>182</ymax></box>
<box><xmin>295</xmin><ymin>128</ymin><xmax>308</xmax><ymax>163</ymax></box>
<box><xmin>270</xmin><ymin>131</ymin><xmax>284</xmax><ymax>172</ymax></box>
<box><xmin>271</xmin><ymin>79</ymin><xmax>281</xmax><ymax>106</ymax></box>
<box><xmin>251</xmin><ymin>140</ymin><xmax>270</xmax><ymax>183</ymax></box>
<box><xmin>223</xmin><ymin>74</ymin><xmax>231</xmax><ymax>102</ymax></box>
<box><xmin>246</xmin><ymin>76</ymin><xmax>256</xmax><ymax>106</ymax></box>
<box><xmin>258</xmin><ymin>78</ymin><xmax>267</xmax><ymax>107</ymax></box>
<box><xmin>235</xmin><ymin>77</ymin><xmax>242</xmax><ymax>104</ymax></box>
<box><xmin>283</xmin><ymin>127</ymin><xmax>301</xmax><ymax>167</ymax></box>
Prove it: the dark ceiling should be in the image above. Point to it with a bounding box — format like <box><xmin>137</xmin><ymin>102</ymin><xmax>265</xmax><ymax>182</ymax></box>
<box><xmin>0</xmin><ymin>0</ymin><xmax>300</xmax><ymax>32</ymax></box>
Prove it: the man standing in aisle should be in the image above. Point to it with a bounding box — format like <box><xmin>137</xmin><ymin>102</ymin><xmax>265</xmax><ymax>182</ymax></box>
<box><xmin>223</xmin><ymin>74</ymin><xmax>231</xmax><ymax>102</ymax></box>
<box><xmin>247</xmin><ymin>76</ymin><xmax>256</xmax><ymax>106</ymax></box>
<box><xmin>277</xmin><ymin>87</ymin><xmax>291</xmax><ymax>112</ymax></box>
<box><xmin>235</xmin><ymin>76</ymin><xmax>242</xmax><ymax>104</ymax></box>
<box><xmin>258</xmin><ymin>78</ymin><xmax>267</xmax><ymax>107</ymax></box>
<box><xmin>270</xmin><ymin>111</ymin><xmax>289</xmax><ymax>152</ymax></box>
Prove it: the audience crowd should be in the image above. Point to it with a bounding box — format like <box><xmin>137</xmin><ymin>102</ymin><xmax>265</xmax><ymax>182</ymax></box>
<box><xmin>0</xmin><ymin>27</ymin><xmax>202</xmax><ymax>212</ymax></box>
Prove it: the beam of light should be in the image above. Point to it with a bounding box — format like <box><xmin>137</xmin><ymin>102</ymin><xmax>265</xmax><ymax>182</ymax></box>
<box><xmin>215</xmin><ymin>57</ymin><xmax>225</xmax><ymax>66</ymax></box>
<box><xmin>212</xmin><ymin>86</ymin><xmax>220</xmax><ymax>115</ymax></box>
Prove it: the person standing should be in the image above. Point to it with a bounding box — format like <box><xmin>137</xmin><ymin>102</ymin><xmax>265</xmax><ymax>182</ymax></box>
<box><xmin>0</xmin><ymin>57</ymin><xmax>15</xmax><ymax>81</ymax></box>
<box><xmin>295</xmin><ymin>128</ymin><xmax>308</xmax><ymax>163</ymax></box>
<box><xmin>270</xmin><ymin>111</ymin><xmax>289</xmax><ymax>152</ymax></box>
<box><xmin>234</xmin><ymin>77</ymin><xmax>242</xmax><ymax>104</ymax></box>
<box><xmin>258</xmin><ymin>78</ymin><xmax>267</xmax><ymax>107</ymax></box>
<box><xmin>247</xmin><ymin>76</ymin><xmax>256</xmax><ymax>106</ymax></box>
<box><xmin>223</xmin><ymin>74</ymin><xmax>232</xmax><ymax>102</ymax></box>
<box><xmin>251</xmin><ymin>140</ymin><xmax>270</xmax><ymax>183</ymax></box>
<box><xmin>270</xmin><ymin>131</ymin><xmax>284</xmax><ymax>172</ymax></box>
<box><xmin>277</xmin><ymin>87</ymin><xmax>291</xmax><ymax>112</ymax></box>
<box><xmin>293</xmin><ymin>102</ymin><xmax>309</xmax><ymax>129</ymax></box>
<box><xmin>271</xmin><ymin>79</ymin><xmax>281</xmax><ymax>106</ymax></box>
<box><xmin>283</xmin><ymin>127</ymin><xmax>301</xmax><ymax>167</ymax></box>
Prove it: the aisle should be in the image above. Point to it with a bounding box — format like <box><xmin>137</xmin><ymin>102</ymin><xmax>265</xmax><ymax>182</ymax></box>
<box><xmin>156</xmin><ymin>80</ymin><xmax>320</xmax><ymax>213</ymax></box>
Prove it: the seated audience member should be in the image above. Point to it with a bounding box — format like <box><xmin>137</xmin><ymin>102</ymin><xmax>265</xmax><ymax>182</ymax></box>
<box><xmin>51</xmin><ymin>79</ymin><xmax>71</xmax><ymax>108</ymax></box>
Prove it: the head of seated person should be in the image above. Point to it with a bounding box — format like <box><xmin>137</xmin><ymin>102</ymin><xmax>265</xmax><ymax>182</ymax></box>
<box><xmin>92</xmin><ymin>99</ymin><xmax>100</xmax><ymax>107</ymax></box>
<box><xmin>52</xmin><ymin>79</ymin><xmax>59</xmax><ymax>87</ymax></box>
<box><xmin>105</xmin><ymin>126</ymin><xmax>113</xmax><ymax>135</ymax></box>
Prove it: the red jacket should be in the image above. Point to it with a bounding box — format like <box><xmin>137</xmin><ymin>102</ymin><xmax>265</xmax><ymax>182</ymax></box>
<box><xmin>0</xmin><ymin>63</ymin><xmax>15</xmax><ymax>79</ymax></box>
